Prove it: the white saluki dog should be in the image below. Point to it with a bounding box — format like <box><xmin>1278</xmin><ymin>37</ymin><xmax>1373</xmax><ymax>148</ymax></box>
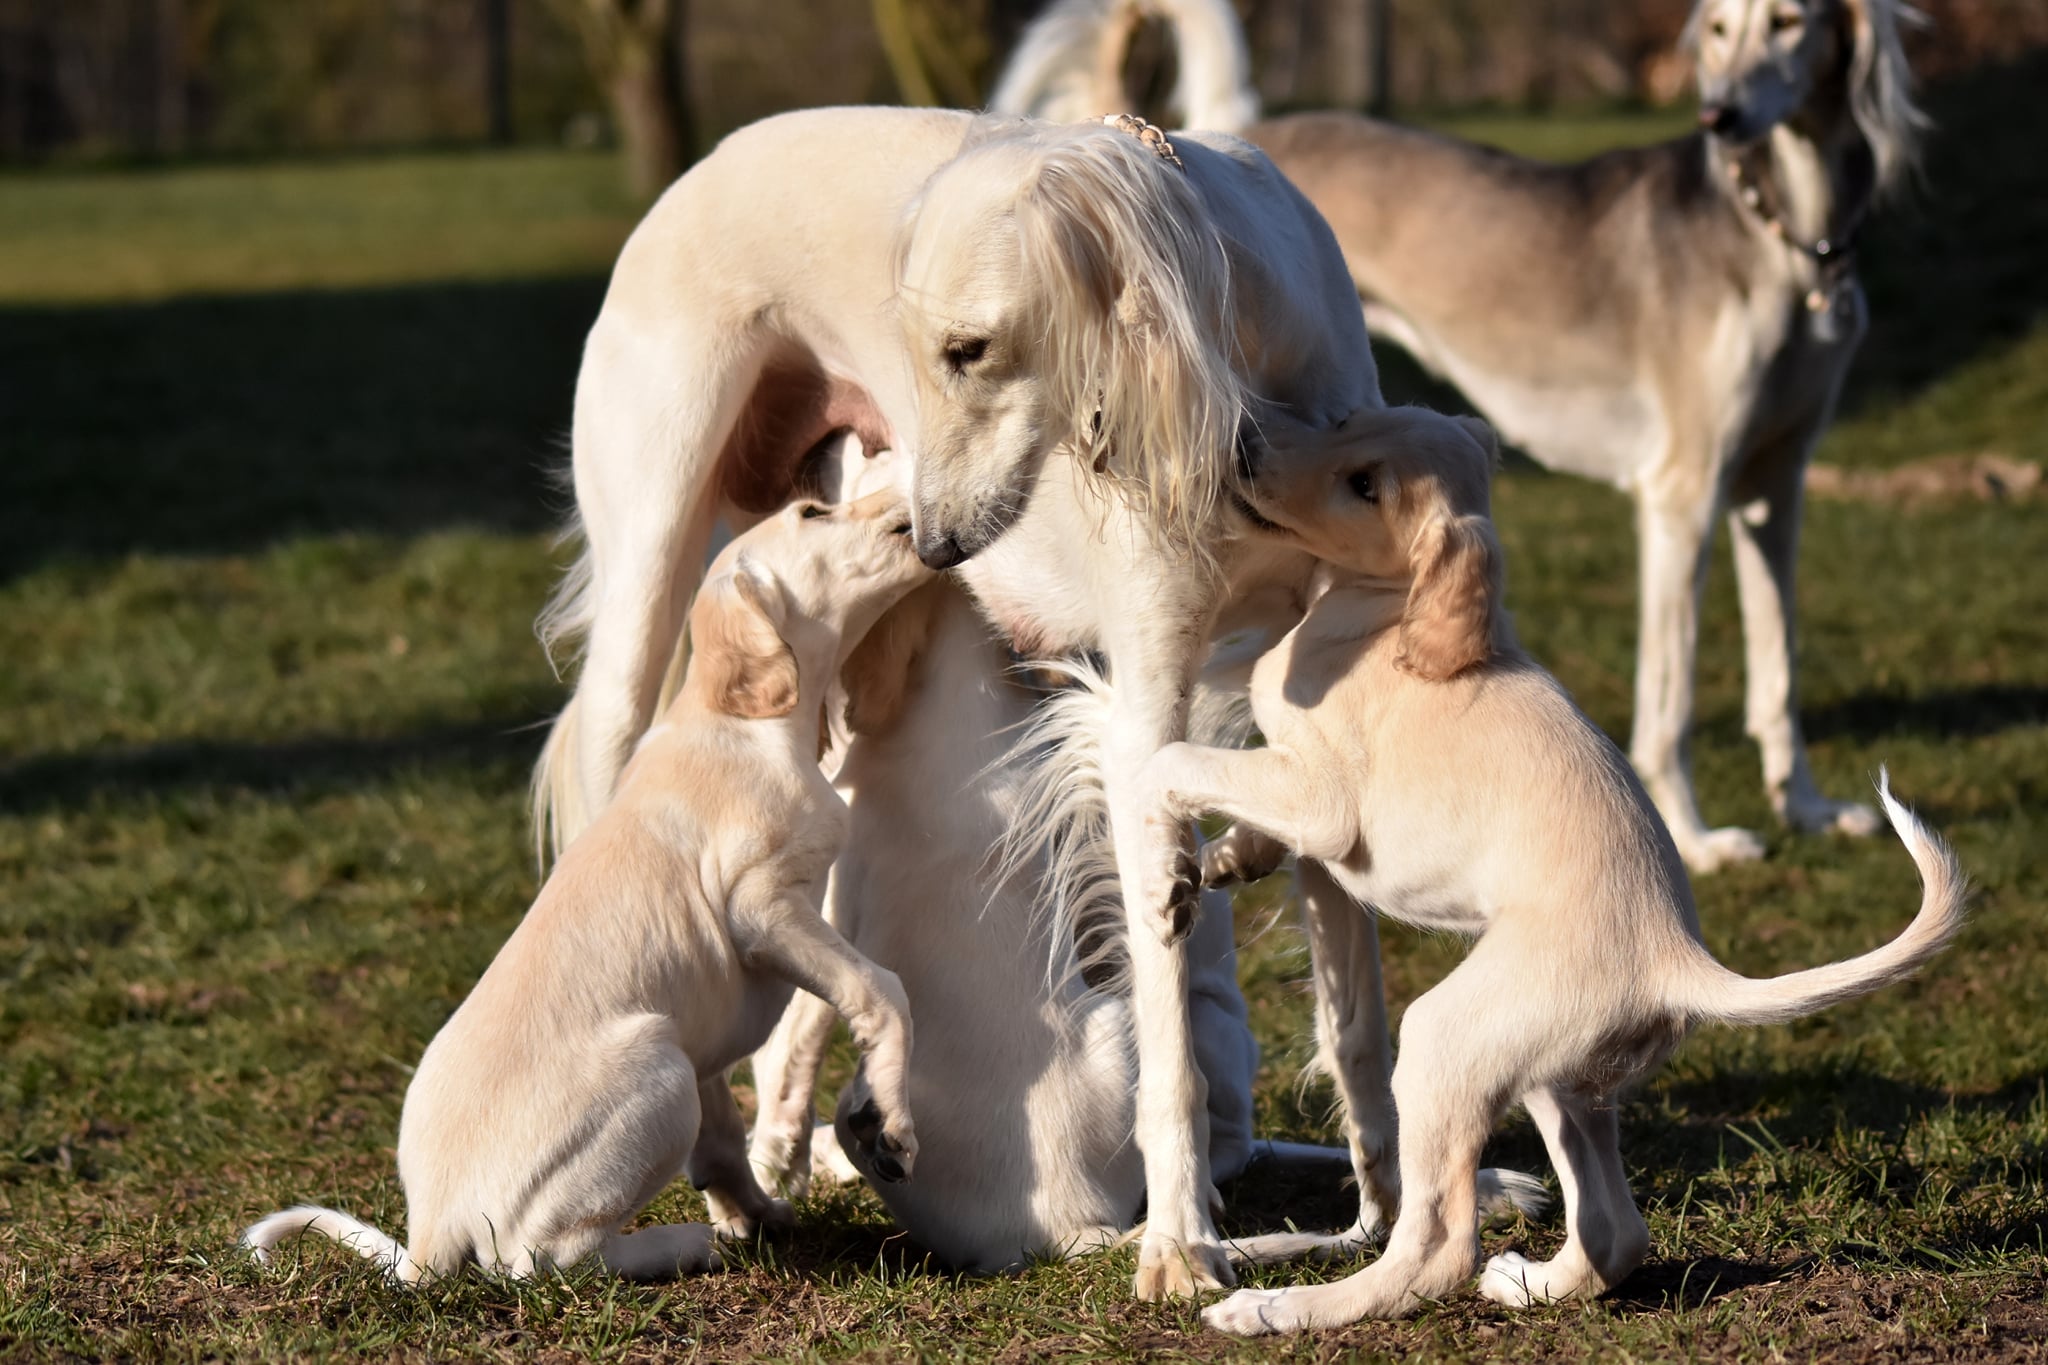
<box><xmin>534</xmin><ymin>109</ymin><xmax>1376</xmax><ymax>1296</ymax></box>
<box><xmin>1135</xmin><ymin>411</ymin><xmax>1966</xmax><ymax>1333</ymax></box>
<box><xmin>245</xmin><ymin>495</ymin><xmax>929</xmax><ymax>1282</ymax></box>
<box><xmin>992</xmin><ymin>0</ymin><xmax>1929</xmax><ymax>872</ymax></box>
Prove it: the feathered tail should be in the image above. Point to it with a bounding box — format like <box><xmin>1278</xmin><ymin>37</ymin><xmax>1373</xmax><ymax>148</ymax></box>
<box><xmin>1679</xmin><ymin>771</ymin><xmax>1967</xmax><ymax>1027</ymax></box>
<box><xmin>242</xmin><ymin>1204</ymin><xmax>422</xmax><ymax>1283</ymax></box>
<box><xmin>989</xmin><ymin>0</ymin><xmax>1260</xmax><ymax>133</ymax></box>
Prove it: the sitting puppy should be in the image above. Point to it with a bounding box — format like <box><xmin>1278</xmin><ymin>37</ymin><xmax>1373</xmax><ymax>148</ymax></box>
<box><xmin>243</xmin><ymin>493</ymin><xmax>930</xmax><ymax>1281</ymax></box>
<box><xmin>1137</xmin><ymin>409</ymin><xmax>1968</xmax><ymax>1334</ymax></box>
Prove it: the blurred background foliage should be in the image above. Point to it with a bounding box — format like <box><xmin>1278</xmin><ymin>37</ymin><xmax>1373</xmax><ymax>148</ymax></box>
<box><xmin>6</xmin><ymin>0</ymin><xmax>2046</xmax><ymax>194</ymax></box>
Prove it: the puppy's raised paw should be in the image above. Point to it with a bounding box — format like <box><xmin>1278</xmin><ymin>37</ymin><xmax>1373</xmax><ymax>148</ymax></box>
<box><xmin>1201</xmin><ymin>824</ymin><xmax>1285</xmax><ymax>888</ymax></box>
<box><xmin>845</xmin><ymin>1099</ymin><xmax>916</xmax><ymax>1183</ymax></box>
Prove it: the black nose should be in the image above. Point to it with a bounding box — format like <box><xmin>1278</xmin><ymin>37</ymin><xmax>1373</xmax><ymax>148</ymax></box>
<box><xmin>916</xmin><ymin>531</ymin><xmax>968</xmax><ymax>571</ymax></box>
<box><xmin>1699</xmin><ymin>103</ymin><xmax>1743</xmax><ymax>136</ymax></box>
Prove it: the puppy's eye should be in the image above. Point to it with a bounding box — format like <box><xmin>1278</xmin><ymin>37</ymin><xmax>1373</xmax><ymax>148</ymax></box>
<box><xmin>799</xmin><ymin>502</ymin><xmax>830</xmax><ymax>520</ymax></box>
<box><xmin>1348</xmin><ymin>468</ymin><xmax>1380</xmax><ymax>504</ymax></box>
<box><xmin>1770</xmin><ymin>9</ymin><xmax>1802</xmax><ymax>30</ymax></box>
<box><xmin>943</xmin><ymin>336</ymin><xmax>989</xmax><ymax>373</ymax></box>
<box><xmin>1709</xmin><ymin>17</ymin><xmax>1729</xmax><ymax>36</ymax></box>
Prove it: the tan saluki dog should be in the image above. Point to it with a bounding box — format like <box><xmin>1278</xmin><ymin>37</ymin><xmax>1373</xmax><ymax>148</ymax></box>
<box><xmin>244</xmin><ymin>495</ymin><xmax>929</xmax><ymax>1282</ymax></box>
<box><xmin>991</xmin><ymin>0</ymin><xmax>1929</xmax><ymax>872</ymax></box>
<box><xmin>1136</xmin><ymin>410</ymin><xmax>1965</xmax><ymax>1333</ymax></box>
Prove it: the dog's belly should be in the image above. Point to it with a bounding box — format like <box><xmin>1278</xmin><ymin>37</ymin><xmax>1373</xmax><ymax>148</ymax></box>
<box><xmin>1324</xmin><ymin>858</ymin><xmax>1491</xmax><ymax>936</ymax></box>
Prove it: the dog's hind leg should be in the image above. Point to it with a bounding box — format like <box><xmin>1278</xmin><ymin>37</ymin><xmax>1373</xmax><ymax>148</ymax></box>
<box><xmin>1205</xmin><ymin>937</ymin><xmax>1519</xmax><ymax>1334</ymax></box>
<box><xmin>691</xmin><ymin>1071</ymin><xmax>795</xmax><ymax>1239</ymax></box>
<box><xmin>1479</xmin><ymin>1085</ymin><xmax>1648</xmax><ymax>1306</ymax></box>
<box><xmin>1727</xmin><ymin>441</ymin><xmax>1881</xmax><ymax>840</ymax></box>
<box><xmin>747</xmin><ymin>986</ymin><xmax>840</xmax><ymax>1199</ymax></box>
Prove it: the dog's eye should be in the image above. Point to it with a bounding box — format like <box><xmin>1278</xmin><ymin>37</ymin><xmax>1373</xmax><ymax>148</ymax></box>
<box><xmin>943</xmin><ymin>336</ymin><xmax>989</xmax><ymax>373</ymax></box>
<box><xmin>799</xmin><ymin>502</ymin><xmax>830</xmax><ymax>520</ymax></box>
<box><xmin>1769</xmin><ymin>9</ymin><xmax>1802</xmax><ymax>30</ymax></box>
<box><xmin>1709</xmin><ymin>17</ymin><xmax>1729</xmax><ymax>36</ymax></box>
<box><xmin>1349</xmin><ymin>468</ymin><xmax>1379</xmax><ymax>504</ymax></box>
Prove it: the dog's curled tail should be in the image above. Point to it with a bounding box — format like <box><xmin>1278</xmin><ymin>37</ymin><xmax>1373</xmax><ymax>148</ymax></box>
<box><xmin>988</xmin><ymin>0</ymin><xmax>1259</xmax><ymax>133</ymax></box>
<box><xmin>1680</xmin><ymin>770</ymin><xmax>1968</xmax><ymax>1028</ymax></box>
<box><xmin>242</xmin><ymin>1204</ymin><xmax>422</xmax><ymax>1283</ymax></box>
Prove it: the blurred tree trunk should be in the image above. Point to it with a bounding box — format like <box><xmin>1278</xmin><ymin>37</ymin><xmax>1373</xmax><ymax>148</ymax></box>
<box><xmin>483</xmin><ymin>0</ymin><xmax>512</xmax><ymax>143</ymax></box>
<box><xmin>543</xmin><ymin>0</ymin><xmax>691</xmax><ymax>198</ymax></box>
<box><xmin>874</xmin><ymin>0</ymin><xmax>988</xmax><ymax>108</ymax></box>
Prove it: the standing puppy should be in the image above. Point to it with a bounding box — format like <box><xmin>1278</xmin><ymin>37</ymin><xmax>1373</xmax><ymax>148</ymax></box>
<box><xmin>244</xmin><ymin>494</ymin><xmax>929</xmax><ymax>1282</ymax></box>
<box><xmin>1136</xmin><ymin>410</ymin><xmax>1967</xmax><ymax>1333</ymax></box>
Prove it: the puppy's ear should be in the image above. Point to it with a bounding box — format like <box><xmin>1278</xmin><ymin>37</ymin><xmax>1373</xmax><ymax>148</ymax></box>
<box><xmin>1397</xmin><ymin>511</ymin><xmax>1503</xmax><ymax>682</ymax></box>
<box><xmin>840</xmin><ymin>581</ymin><xmax>944</xmax><ymax>737</ymax></box>
<box><xmin>694</xmin><ymin>562</ymin><xmax>800</xmax><ymax>719</ymax></box>
<box><xmin>1455</xmin><ymin>415</ymin><xmax>1502</xmax><ymax>470</ymax></box>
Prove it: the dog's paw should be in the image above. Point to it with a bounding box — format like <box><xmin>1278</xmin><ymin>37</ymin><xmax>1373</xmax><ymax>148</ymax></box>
<box><xmin>1132</xmin><ymin>1234</ymin><xmax>1235</xmax><ymax>1300</ymax></box>
<box><xmin>1153</xmin><ymin>845</ymin><xmax>1203</xmax><ymax>944</ymax></box>
<box><xmin>1785</xmin><ymin>793</ymin><xmax>1884</xmax><ymax>838</ymax></box>
<box><xmin>1678</xmin><ymin>824</ymin><xmax>1767</xmax><ymax>873</ymax></box>
<box><xmin>711</xmin><ymin>1197</ymin><xmax>795</xmax><ymax>1241</ymax></box>
<box><xmin>1202</xmin><ymin>1286</ymin><xmax>1297</xmax><ymax>1336</ymax></box>
<box><xmin>1478</xmin><ymin>1250</ymin><xmax>1562</xmax><ymax>1307</ymax></box>
<box><xmin>843</xmin><ymin>1098</ymin><xmax>916</xmax><ymax>1183</ymax></box>
<box><xmin>1200</xmin><ymin>824</ymin><xmax>1285</xmax><ymax>888</ymax></box>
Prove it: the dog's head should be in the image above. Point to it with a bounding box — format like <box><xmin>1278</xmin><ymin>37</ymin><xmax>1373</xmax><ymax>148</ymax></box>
<box><xmin>892</xmin><ymin>119</ymin><xmax>1241</xmax><ymax>571</ymax></box>
<box><xmin>1236</xmin><ymin>407</ymin><xmax>1505</xmax><ymax>681</ymax></box>
<box><xmin>1688</xmin><ymin>0</ymin><xmax>1925</xmax><ymax>187</ymax></box>
<box><xmin>686</xmin><ymin>492</ymin><xmax>929</xmax><ymax>719</ymax></box>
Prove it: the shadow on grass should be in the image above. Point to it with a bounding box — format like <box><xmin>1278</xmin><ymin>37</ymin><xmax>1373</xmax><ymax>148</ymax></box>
<box><xmin>0</xmin><ymin>274</ymin><xmax>605</xmax><ymax>581</ymax></box>
<box><xmin>0</xmin><ymin>710</ymin><xmax>554</xmax><ymax>814</ymax></box>
<box><xmin>1802</xmin><ymin>684</ymin><xmax>2048</xmax><ymax>744</ymax></box>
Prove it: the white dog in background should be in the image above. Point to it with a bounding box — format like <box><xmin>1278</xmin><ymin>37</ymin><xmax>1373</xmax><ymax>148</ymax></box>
<box><xmin>1136</xmin><ymin>411</ymin><xmax>1967</xmax><ymax>1333</ymax></box>
<box><xmin>536</xmin><ymin>106</ymin><xmax>1378</xmax><ymax>1296</ymax></box>
<box><xmin>244</xmin><ymin>495</ymin><xmax>930</xmax><ymax>1282</ymax></box>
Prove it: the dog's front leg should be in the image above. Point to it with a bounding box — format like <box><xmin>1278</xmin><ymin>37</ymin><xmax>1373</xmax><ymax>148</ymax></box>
<box><xmin>730</xmin><ymin>879</ymin><xmax>917</xmax><ymax>1183</ymax></box>
<box><xmin>1095</xmin><ymin>585</ymin><xmax>1248</xmax><ymax>1300</ymax></box>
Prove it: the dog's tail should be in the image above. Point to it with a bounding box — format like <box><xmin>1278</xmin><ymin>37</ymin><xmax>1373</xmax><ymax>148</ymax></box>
<box><xmin>531</xmin><ymin>513</ymin><xmax>598</xmax><ymax>865</ymax></box>
<box><xmin>1677</xmin><ymin>771</ymin><xmax>1968</xmax><ymax>1028</ymax></box>
<box><xmin>242</xmin><ymin>1204</ymin><xmax>423</xmax><ymax>1283</ymax></box>
<box><xmin>988</xmin><ymin>0</ymin><xmax>1259</xmax><ymax>133</ymax></box>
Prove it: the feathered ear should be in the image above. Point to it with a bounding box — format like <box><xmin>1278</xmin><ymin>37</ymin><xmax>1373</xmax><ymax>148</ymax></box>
<box><xmin>839</xmin><ymin>581</ymin><xmax>944</xmax><ymax>737</ymax></box>
<box><xmin>1018</xmin><ymin>130</ymin><xmax>1241</xmax><ymax>546</ymax></box>
<box><xmin>692</xmin><ymin>558</ymin><xmax>799</xmax><ymax>719</ymax></box>
<box><xmin>1397</xmin><ymin>512</ymin><xmax>1504</xmax><ymax>681</ymax></box>
<box><xmin>1842</xmin><ymin>0</ymin><xmax>1929</xmax><ymax>194</ymax></box>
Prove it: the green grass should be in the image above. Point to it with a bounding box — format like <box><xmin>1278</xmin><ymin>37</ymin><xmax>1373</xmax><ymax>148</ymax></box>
<box><xmin>3</xmin><ymin>70</ymin><xmax>2047</xmax><ymax>1360</ymax></box>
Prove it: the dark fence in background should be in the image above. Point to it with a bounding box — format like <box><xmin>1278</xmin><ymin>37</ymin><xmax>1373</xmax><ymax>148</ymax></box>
<box><xmin>2</xmin><ymin>0</ymin><xmax>2044</xmax><ymax>165</ymax></box>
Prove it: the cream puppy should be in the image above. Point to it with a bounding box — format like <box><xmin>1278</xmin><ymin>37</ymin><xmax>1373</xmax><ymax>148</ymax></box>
<box><xmin>243</xmin><ymin>493</ymin><xmax>930</xmax><ymax>1282</ymax></box>
<box><xmin>1135</xmin><ymin>409</ymin><xmax>1968</xmax><ymax>1333</ymax></box>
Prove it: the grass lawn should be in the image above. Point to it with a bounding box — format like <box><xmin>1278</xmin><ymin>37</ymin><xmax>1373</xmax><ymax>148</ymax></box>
<box><xmin>3</xmin><ymin>61</ymin><xmax>2046</xmax><ymax>1362</ymax></box>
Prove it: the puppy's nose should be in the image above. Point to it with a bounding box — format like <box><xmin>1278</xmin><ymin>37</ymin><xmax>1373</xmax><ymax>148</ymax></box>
<box><xmin>915</xmin><ymin>530</ymin><xmax>968</xmax><ymax>571</ymax></box>
<box><xmin>1699</xmin><ymin>103</ymin><xmax>1742</xmax><ymax>136</ymax></box>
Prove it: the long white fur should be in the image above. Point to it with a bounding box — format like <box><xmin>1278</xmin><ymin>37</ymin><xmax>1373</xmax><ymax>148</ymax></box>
<box><xmin>531</xmin><ymin>103</ymin><xmax>1377</xmax><ymax>1300</ymax></box>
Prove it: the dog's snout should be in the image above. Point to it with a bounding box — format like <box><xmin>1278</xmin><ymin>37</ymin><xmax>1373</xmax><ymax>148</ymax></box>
<box><xmin>1699</xmin><ymin>102</ymin><xmax>1743</xmax><ymax>137</ymax></box>
<box><xmin>915</xmin><ymin>530</ymin><xmax>970</xmax><ymax>571</ymax></box>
